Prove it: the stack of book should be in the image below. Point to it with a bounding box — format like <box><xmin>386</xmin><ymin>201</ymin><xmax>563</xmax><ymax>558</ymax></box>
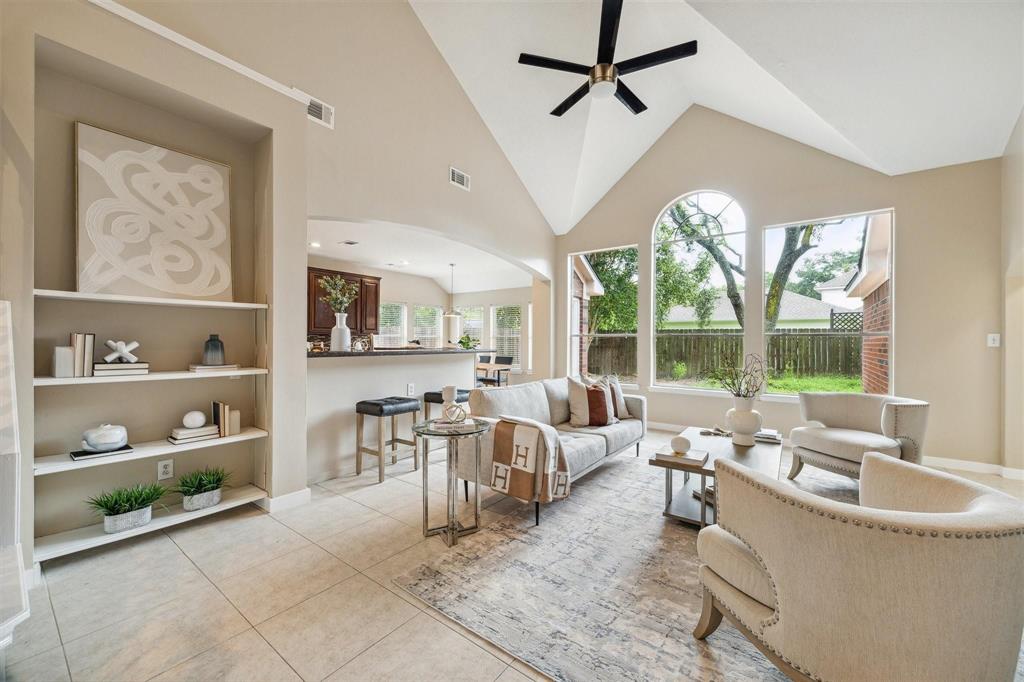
<box><xmin>167</xmin><ymin>425</ymin><xmax>220</xmax><ymax>445</ymax></box>
<box><xmin>189</xmin><ymin>363</ymin><xmax>240</xmax><ymax>373</ymax></box>
<box><xmin>93</xmin><ymin>362</ymin><xmax>150</xmax><ymax>377</ymax></box>
<box><xmin>655</xmin><ymin>449</ymin><xmax>709</xmax><ymax>466</ymax></box>
<box><xmin>69</xmin><ymin>333</ymin><xmax>95</xmax><ymax>377</ymax></box>
<box><xmin>754</xmin><ymin>428</ymin><xmax>783</xmax><ymax>444</ymax></box>
<box><xmin>211</xmin><ymin>400</ymin><xmax>240</xmax><ymax>437</ymax></box>
<box><xmin>692</xmin><ymin>485</ymin><xmax>717</xmax><ymax>506</ymax></box>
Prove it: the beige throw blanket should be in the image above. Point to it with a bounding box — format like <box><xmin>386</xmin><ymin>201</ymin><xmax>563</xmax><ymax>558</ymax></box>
<box><xmin>489</xmin><ymin>415</ymin><xmax>570</xmax><ymax>503</ymax></box>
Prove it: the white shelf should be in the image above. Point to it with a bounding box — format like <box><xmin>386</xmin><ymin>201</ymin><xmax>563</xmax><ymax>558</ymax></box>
<box><xmin>33</xmin><ymin>484</ymin><xmax>267</xmax><ymax>562</ymax></box>
<box><xmin>33</xmin><ymin>367</ymin><xmax>267</xmax><ymax>387</ymax></box>
<box><xmin>34</xmin><ymin>289</ymin><xmax>267</xmax><ymax>310</ymax></box>
<box><xmin>33</xmin><ymin>427</ymin><xmax>268</xmax><ymax>476</ymax></box>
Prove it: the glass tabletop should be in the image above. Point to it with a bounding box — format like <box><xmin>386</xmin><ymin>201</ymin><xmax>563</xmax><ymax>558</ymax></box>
<box><xmin>412</xmin><ymin>418</ymin><xmax>491</xmax><ymax>438</ymax></box>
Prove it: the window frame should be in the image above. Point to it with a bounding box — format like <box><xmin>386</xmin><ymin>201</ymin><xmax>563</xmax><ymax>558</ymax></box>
<box><xmin>491</xmin><ymin>304</ymin><xmax>524</xmax><ymax>371</ymax></box>
<box><xmin>377</xmin><ymin>301</ymin><xmax>407</xmax><ymax>348</ymax></box>
<box><xmin>455</xmin><ymin>305</ymin><xmax>485</xmax><ymax>348</ymax></box>
<box><xmin>412</xmin><ymin>304</ymin><xmax>443</xmax><ymax>349</ymax></box>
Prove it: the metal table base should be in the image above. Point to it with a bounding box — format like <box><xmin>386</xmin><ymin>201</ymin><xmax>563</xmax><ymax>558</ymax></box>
<box><xmin>418</xmin><ymin>432</ymin><xmax>483</xmax><ymax>547</ymax></box>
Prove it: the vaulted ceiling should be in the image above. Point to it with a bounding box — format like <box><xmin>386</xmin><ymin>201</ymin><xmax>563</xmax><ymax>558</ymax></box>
<box><xmin>410</xmin><ymin>0</ymin><xmax>1023</xmax><ymax>235</ymax></box>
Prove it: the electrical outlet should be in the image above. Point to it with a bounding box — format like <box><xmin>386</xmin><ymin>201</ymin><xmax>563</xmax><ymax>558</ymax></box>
<box><xmin>987</xmin><ymin>333</ymin><xmax>1001</xmax><ymax>348</ymax></box>
<box><xmin>407</xmin><ymin>383</ymin><xmax>415</xmax><ymax>397</ymax></box>
<box><xmin>157</xmin><ymin>460</ymin><xmax>174</xmax><ymax>481</ymax></box>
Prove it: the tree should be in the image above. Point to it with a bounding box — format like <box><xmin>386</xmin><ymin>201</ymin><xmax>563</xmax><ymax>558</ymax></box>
<box><xmin>785</xmin><ymin>250</ymin><xmax>860</xmax><ymax>299</ymax></box>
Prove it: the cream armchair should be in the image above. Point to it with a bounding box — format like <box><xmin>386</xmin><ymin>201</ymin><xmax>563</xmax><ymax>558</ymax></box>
<box><xmin>694</xmin><ymin>454</ymin><xmax>1024</xmax><ymax>681</ymax></box>
<box><xmin>789</xmin><ymin>392</ymin><xmax>929</xmax><ymax>480</ymax></box>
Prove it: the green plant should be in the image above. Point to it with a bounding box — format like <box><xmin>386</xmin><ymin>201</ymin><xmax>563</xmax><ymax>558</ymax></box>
<box><xmin>173</xmin><ymin>467</ymin><xmax>231</xmax><ymax>496</ymax></box>
<box><xmin>671</xmin><ymin>360</ymin><xmax>688</xmax><ymax>380</ymax></box>
<box><xmin>705</xmin><ymin>353</ymin><xmax>765</xmax><ymax>398</ymax></box>
<box><xmin>87</xmin><ymin>483</ymin><xmax>166</xmax><ymax>517</ymax></box>
<box><xmin>318</xmin><ymin>275</ymin><xmax>360</xmax><ymax>313</ymax></box>
<box><xmin>457</xmin><ymin>333</ymin><xmax>476</xmax><ymax>350</ymax></box>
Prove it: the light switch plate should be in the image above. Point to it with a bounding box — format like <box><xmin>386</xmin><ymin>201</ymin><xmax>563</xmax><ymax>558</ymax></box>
<box><xmin>987</xmin><ymin>333</ymin><xmax>1001</xmax><ymax>348</ymax></box>
<box><xmin>157</xmin><ymin>459</ymin><xmax>174</xmax><ymax>480</ymax></box>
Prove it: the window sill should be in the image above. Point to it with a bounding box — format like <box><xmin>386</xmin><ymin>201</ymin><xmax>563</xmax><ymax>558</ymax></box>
<box><xmin>646</xmin><ymin>385</ymin><xmax>732</xmax><ymax>399</ymax></box>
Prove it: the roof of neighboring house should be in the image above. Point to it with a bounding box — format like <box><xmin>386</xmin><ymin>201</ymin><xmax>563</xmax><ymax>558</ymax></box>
<box><xmin>667</xmin><ymin>290</ymin><xmax>854</xmax><ymax>324</ymax></box>
<box><xmin>814</xmin><ymin>271</ymin><xmax>855</xmax><ymax>291</ymax></box>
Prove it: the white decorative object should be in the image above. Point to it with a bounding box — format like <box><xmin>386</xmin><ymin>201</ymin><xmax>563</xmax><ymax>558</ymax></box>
<box><xmin>182</xmin><ymin>488</ymin><xmax>221</xmax><ymax>511</ymax></box>
<box><xmin>670</xmin><ymin>433</ymin><xmax>691</xmax><ymax>454</ymax></box>
<box><xmin>81</xmin><ymin>424</ymin><xmax>128</xmax><ymax>453</ymax></box>
<box><xmin>103</xmin><ymin>506</ymin><xmax>152</xmax><ymax>534</ymax></box>
<box><xmin>441</xmin><ymin>385</ymin><xmax>467</xmax><ymax>423</ymax></box>
<box><xmin>330</xmin><ymin>312</ymin><xmax>351</xmax><ymax>352</ymax></box>
<box><xmin>52</xmin><ymin>346</ymin><xmax>74</xmax><ymax>378</ymax></box>
<box><xmin>103</xmin><ymin>339</ymin><xmax>140</xmax><ymax>363</ymax></box>
<box><xmin>726</xmin><ymin>397</ymin><xmax>762</xmax><ymax>447</ymax></box>
<box><xmin>182</xmin><ymin>410</ymin><xmax>206</xmax><ymax>429</ymax></box>
<box><xmin>75</xmin><ymin>123</ymin><xmax>233</xmax><ymax>301</ymax></box>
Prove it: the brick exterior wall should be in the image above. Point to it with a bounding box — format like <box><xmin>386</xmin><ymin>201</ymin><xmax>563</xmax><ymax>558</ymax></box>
<box><xmin>861</xmin><ymin>280</ymin><xmax>890</xmax><ymax>394</ymax></box>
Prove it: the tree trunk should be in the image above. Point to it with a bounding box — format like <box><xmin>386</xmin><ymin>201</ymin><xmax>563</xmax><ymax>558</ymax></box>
<box><xmin>765</xmin><ymin>225</ymin><xmax>816</xmax><ymax>331</ymax></box>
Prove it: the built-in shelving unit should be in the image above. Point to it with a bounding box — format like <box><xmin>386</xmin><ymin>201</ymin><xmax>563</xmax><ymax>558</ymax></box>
<box><xmin>33</xmin><ymin>368</ymin><xmax>268</xmax><ymax>387</ymax></box>
<box><xmin>34</xmin><ymin>289</ymin><xmax>268</xmax><ymax>311</ymax></box>
<box><xmin>34</xmin><ymin>427</ymin><xmax>269</xmax><ymax>476</ymax></box>
<box><xmin>33</xmin><ymin>485</ymin><xmax>268</xmax><ymax>562</ymax></box>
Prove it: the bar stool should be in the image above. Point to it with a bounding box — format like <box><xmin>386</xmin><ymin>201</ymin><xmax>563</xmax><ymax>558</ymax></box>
<box><xmin>422</xmin><ymin>389</ymin><xmax>471</xmax><ymax>420</ymax></box>
<box><xmin>355</xmin><ymin>396</ymin><xmax>421</xmax><ymax>483</ymax></box>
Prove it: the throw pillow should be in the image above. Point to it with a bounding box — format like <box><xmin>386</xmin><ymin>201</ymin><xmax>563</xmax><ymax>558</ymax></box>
<box><xmin>569</xmin><ymin>376</ymin><xmax>618</xmax><ymax>427</ymax></box>
<box><xmin>584</xmin><ymin>374</ymin><xmax>630</xmax><ymax>420</ymax></box>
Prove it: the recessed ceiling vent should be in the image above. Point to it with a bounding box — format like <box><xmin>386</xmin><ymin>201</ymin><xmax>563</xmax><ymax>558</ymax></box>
<box><xmin>307</xmin><ymin>98</ymin><xmax>335</xmax><ymax>129</ymax></box>
<box><xmin>449</xmin><ymin>167</ymin><xmax>471</xmax><ymax>191</ymax></box>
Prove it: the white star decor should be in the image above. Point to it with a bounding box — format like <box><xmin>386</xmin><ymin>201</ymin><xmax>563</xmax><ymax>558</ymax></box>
<box><xmin>103</xmin><ymin>339</ymin><xmax>140</xmax><ymax>364</ymax></box>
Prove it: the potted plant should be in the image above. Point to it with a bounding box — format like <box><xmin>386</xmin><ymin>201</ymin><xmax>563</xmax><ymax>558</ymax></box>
<box><xmin>457</xmin><ymin>333</ymin><xmax>477</xmax><ymax>350</ymax></box>
<box><xmin>318</xmin><ymin>275</ymin><xmax>361</xmax><ymax>351</ymax></box>
<box><xmin>87</xmin><ymin>483</ymin><xmax>166</xmax><ymax>534</ymax></box>
<box><xmin>174</xmin><ymin>466</ymin><xmax>231</xmax><ymax>511</ymax></box>
<box><xmin>707</xmin><ymin>353</ymin><xmax>766</xmax><ymax>446</ymax></box>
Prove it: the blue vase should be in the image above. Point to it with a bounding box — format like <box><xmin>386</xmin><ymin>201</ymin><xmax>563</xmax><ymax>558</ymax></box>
<box><xmin>202</xmin><ymin>334</ymin><xmax>225</xmax><ymax>365</ymax></box>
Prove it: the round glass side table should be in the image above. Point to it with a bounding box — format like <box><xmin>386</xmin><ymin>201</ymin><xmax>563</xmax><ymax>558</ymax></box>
<box><xmin>412</xmin><ymin>418</ymin><xmax>491</xmax><ymax>547</ymax></box>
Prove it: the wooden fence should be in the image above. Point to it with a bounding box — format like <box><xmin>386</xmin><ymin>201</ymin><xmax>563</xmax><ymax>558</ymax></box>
<box><xmin>586</xmin><ymin>330</ymin><xmax>862</xmax><ymax>379</ymax></box>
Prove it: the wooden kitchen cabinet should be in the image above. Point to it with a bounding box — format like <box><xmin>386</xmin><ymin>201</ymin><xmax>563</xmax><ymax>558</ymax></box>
<box><xmin>307</xmin><ymin>267</ymin><xmax>382</xmax><ymax>336</ymax></box>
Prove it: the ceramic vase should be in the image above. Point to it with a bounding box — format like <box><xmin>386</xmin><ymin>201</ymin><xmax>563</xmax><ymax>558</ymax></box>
<box><xmin>726</xmin><ymin>396</ymin><xmax>762</xmax><ymax>446</ymax></box>
<box><xmin>183</xmin><ymin>488</ymin><xmax>222</xmax><ymax>512</ymax></box>
<box><xmin>103</xmin><ymin>506</ymin><xmax>152</xmax><ymax>534</ymax></box>
<box><xmin>330</xmin><ymin>312</ymin><xmax>351</xmax><ymax>352</ymax></box>
<box><xmin>202</xmin><ymin>334</ymin><xmax>225</xmax><ymax>365</ymax></box>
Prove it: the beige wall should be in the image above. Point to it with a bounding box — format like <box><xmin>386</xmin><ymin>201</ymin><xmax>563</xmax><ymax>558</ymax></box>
<box><xmin>1003</xmin><ymin>108</ymin><xmax>1024</xmax><ymax>470</ymax></box>
<box><xmin>558</xmin><ymin>106</ymin><xmax>1005</xmax><ymax>465</ymax></box>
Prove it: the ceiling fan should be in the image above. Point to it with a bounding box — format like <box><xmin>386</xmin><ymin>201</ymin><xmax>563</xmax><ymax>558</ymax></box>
<box><xmin>518</xmin><ymin>0</ymin><xmax>697</xmax><ymax>116</ymax></box>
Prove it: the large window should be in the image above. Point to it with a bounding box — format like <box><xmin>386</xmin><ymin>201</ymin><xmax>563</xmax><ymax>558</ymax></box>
<box><xmin>377</xmin><ymin>302</ymin><xmax>406</xmax><ymax>347</ymax></box>
<box><xmin>491</xmin><ymin>305</ymin><xmax>522</xmax><ymax>369</ymax></box>
<box><xmin>764</xmin><ymin>211</ymin><xmax>892</xmax><ymax>395</ymax></box>
<box><xmin>413</xmin><ymin>305</ymin><xmax>442</xmax><ymax>348</ymax></box>
<box><xmin>569</xmin><ymin>247</ymin><xmax>638</xmax><ymax>383</ymax></box>
<box><xmin>653</xmin><ymin>191</ymin><xmax>746</xmax><ymax>387</ymax></box>
<box><xmin>456</xmin><ymin>305</ymin><xmax>484</xmax><ymax>347</ymax></box>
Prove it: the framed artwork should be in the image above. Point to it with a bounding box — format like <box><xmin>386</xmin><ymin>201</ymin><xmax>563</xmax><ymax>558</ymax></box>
<box><xmin>75</xmin><ymin>122</ymin><xmax>233</xmax><ymax>301</ymax></box>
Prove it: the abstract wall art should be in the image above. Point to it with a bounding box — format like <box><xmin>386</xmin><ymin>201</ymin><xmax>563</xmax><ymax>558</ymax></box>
<box><xmin>75</xmin><ymin>122</ymin><xmax>233</xmax><ymax>301</ymax></box>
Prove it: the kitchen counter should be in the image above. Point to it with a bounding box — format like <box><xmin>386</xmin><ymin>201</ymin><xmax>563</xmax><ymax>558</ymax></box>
<box><xmin>308</xmin><ymin>348</ymin><xmax>494</xmax><ymax>358</ymax></box>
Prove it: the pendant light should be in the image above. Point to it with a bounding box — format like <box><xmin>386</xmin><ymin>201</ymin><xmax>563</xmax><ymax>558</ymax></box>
<box><xmin>443</xmin><ymin>263</ymin><xmax>462</xmax><ymax>318</ymax></box>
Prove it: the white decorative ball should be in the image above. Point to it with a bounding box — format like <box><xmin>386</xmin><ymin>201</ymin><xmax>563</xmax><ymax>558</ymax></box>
<box><xmin>671</xmin><ymin>434</ymin><xmax>691</xmax><ymax>454</ymax></box>
<box><xmin>183</xmin><ymin>410</ymin><xmax>206</xmax><ymax>429</ymax></box>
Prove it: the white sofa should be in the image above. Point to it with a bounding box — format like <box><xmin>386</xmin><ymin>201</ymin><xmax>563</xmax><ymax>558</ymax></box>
<box><xmin>695</xmin><ymin>453</ymin><xmax>1024</xmax><ymax>681</ymax></box>
<box><xmin>456</xmin><ymin>378</ymin><xmax>647</xmax><ymax>521</ymax></box>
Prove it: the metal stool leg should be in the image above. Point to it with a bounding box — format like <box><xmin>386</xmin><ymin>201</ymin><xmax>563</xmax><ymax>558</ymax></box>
<box><xmin>413</xmin><ymin>411</ymin><xmax>420</xmax><ymax>470</ymax></box>
<box><xmin>377</xmin><ymin>416</ymin><xmax>385</xmax><ymax>483</ymax></box>
<box><xmin>356</xmin><ymin>413</ymin><xmax>363</xmax><ymax>475</ymax></box>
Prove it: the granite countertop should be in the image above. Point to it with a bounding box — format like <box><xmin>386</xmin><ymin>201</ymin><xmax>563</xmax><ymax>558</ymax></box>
<box><xmin>308</xmin><ymin>348</ymin><xmax>495</xmax><ymax>358</ymax></box>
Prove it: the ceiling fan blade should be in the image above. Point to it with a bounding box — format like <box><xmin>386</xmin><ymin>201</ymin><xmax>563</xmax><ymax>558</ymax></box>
<box><xmin>550</xmin><ymin>82</ymin><xmax>591</xmax><ymax>117</ymax></box>
<box><xmin>614</xmin><ymin>80</ymin><xmax>647</xmax><ymax>115</ymax></box>
<box><xmin>518</xmin><ymin>53</ymin><xmax>592</xmax><ymax>76</ymax></box>
<box><xmin>616</xmin><ymin>40</ymin><xmax>698</xmax><ymax>75</ymax></box>
<box><xmin>597</xmin><ymin>0</ymin><xmax>623</xmax><ymax>64</ymax></box>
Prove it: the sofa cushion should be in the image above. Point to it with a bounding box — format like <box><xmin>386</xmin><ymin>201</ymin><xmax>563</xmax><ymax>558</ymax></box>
<box><xmin>585</xmin><ymin>374</ymin><xmax>629</xmax><ymax>420</ymax></box>
<box><xmin>470</xmin><ymin>383</ymin><xmax>551</xmax><ymax>425</ymax></box>
<box><xmin>697</xmin><ymin>525</ymin><xmax>776</xmax><ymax>609</ymax></box>
<box><xmin>541</xmin><ymin>378</ymin><xmax>570</xmax><ymax>425</ymax></box>
<box><xmin>557</xmin><ymin>418</ymin><xmax>643</xmax><ymax>455</ymax></box>
<box><xmin>791</xmin><ymin>426</ymin><xmax>901</xmax><ymax>463</ymax></box>
<box><xmin>559</xmin><ymin>434</ymin><xmax>607</xmax><ymax>477</ymax></box>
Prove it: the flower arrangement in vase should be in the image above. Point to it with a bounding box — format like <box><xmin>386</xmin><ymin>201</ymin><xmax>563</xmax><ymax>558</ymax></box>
<box><xmin>707</xmin><ymin>353</ymin><xmax>766</xmax><ymax>446</ymax></box>
<box><xmin>318</xmin><ymin>275</ymin><xmax>360</xmax><ymax>352</ymax></box>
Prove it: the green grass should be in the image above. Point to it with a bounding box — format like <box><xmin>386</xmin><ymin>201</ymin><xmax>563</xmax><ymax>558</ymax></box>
<box><xmin>173</xmin><ymin>467</ymin><xmax>231</xmax><ymax>496</ymax></box>
<box><xmin>87</xmin><ymin>483</ymin><xmax>166</xmax><ymax>516</ymax></box>
<box><xmin>765</xmin><ymin>373</ymin><xmax>862</xmax><ymax>394</ymax></box>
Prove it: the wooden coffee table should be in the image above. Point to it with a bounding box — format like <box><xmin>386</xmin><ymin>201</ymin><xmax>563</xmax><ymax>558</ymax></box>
<box><xmin>648</xmin><ymin>426</ymin><xmax>782</xmax><ymax>527</ymax></box>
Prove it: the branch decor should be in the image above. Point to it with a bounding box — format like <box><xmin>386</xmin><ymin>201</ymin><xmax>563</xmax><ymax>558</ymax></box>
<box><xmin>318</xmin><ymin>275</ymin><xmax>360</xmax><ymax>313</ymax></box>
<box><xmin>706</xmin><ymin>353</ymin><xmax>765</xmax><ymax>398</ymax></box>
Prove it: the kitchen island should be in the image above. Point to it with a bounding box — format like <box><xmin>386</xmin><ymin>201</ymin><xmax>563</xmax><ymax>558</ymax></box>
<box><xmin>306</xmin><ymin>348</ymin><xmax>492</xmax><ymax>483</ymax></box>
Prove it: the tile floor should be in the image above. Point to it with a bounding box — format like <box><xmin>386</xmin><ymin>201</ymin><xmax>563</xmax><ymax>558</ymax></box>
<box><xmin>6</xmin><ymin>431</ymin><xmax>1022</xmax><ymax>682</ymax></box>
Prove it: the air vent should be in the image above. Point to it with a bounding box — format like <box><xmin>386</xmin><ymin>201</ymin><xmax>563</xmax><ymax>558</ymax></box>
<box><xmin>449</xmin><ymin>167</ymin><xmax>470</xmax><ymax>191</ymax></box>
<box><xmin>340</xmin><ymin>240</ymin><xmax>359</xmax><ymax>246</ymax></box>
<box><xmin>307</xmin><ymin>98</ymin><xmax>335</xmax><ymax>129</ymax></box>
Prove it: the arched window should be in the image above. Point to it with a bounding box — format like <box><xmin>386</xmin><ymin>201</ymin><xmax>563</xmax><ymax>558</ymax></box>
<box><xmin>652</xmin><ymin>191</ymin><xmax>746</xmax><ymax>387</ymax></box>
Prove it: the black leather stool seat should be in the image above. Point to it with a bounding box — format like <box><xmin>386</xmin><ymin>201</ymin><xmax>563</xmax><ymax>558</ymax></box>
<box><xmin>423</xmin><ymin>389</ymin><xmax>471</xmax><ymax>404</ymax></box>
<box><xmin>356</xmin><ymin>396</ymin><xmax>422</xmax><ymax>417</ymax></box>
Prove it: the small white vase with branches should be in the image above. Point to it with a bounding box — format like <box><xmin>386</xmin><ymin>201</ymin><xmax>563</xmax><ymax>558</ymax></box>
<box><xmin>709</xmin><ymin>354</ymin><xmax>766</xmax><ymax>446</ymax></box>
<box><xmin>319</xmin><ymin>275</ymin><xmax>360</xmax><ymax>352</ymax></box>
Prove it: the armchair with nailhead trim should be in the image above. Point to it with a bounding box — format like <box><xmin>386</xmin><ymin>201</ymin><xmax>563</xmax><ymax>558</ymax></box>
<box><xmin>693</xmin><ymin>453</ymin><xmax>1024</xmax><ymax>681</ymax></box>
<box><xmin>788</xmin><ymin>392</ymin><xmax>929</xmax><ymax>481</ymax></box>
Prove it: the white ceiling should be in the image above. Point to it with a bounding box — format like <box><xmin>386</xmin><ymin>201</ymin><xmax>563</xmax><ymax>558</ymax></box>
<box><xmin>410</xmin><ymin>0</ymin><xmax>1023</xmax><ymax>235</ymax></box>
<box><xmin>307</xmin><ymin>220</ymin><xmax>533</xmax><ymax>293</ymax></box>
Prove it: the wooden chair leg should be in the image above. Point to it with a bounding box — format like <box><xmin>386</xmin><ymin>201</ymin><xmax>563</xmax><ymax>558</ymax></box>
<box><xmin>788</xmin><ymin>454</ymin><xmax>804</xmax><ymax>480</ymax></box>
<box><xmin>693</xmin><ymin>588</ymin><xmax>723</xmax><ymax>640</ymax></box>
<box><xmin>378</xmin><ymin>416</ymin><xmax>385</xmax><ymax>483</ymax></box>
<box><xmin>356</xmin><ymin>414</ymin><xmax>363</xmax><ymax>475</ymax></box>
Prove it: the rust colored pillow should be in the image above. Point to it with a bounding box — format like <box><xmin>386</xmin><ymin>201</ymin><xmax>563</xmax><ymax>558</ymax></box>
<box><xmin>585</xmin><ymin>382</ymin><xmax>617</xmax><ymax>426</ymax></box>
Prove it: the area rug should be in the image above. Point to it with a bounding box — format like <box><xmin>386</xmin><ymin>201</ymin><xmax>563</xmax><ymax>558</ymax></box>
<box><xmin>396</xmin><ymin>452</ymin><xmax>861</xmax><ymax>681</ymax></box>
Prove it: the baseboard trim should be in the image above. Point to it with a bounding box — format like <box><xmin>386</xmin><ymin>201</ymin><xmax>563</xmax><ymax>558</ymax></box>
<box><xmin>922</xmin><ymin>456</ymin><xmax>1024</xmax><ymax>480</ymax></box>
<box><xmin>254</xmin><ymin>487</ymin><xmax>312</xmax><ymax>513</ymax></box>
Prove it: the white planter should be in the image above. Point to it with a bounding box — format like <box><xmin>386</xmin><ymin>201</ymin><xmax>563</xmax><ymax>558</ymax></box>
<box><xmin>726</xmin><ymin>396</ymin><xmax>762</xmax><ymax>447</ymax></box>
<box><xmin>103</xmin><ymin>505</ymin><xmax>152</xmax><ymax>534</ymax></box>
<box><xmin>330</xmin><ymin>312</ymin><xmax>352</xmax><ymax>352</ymax></box>
<box><xmin>183</xmin><ymin>488</ymin><xmax>222</xmax><ymax>511</ymax></box>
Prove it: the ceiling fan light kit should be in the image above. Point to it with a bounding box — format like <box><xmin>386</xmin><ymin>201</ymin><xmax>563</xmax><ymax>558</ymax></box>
<box><xmin>518</xmin><ymin>0</ymin><xmax>698</xmax><ymax>117</ymax></box>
